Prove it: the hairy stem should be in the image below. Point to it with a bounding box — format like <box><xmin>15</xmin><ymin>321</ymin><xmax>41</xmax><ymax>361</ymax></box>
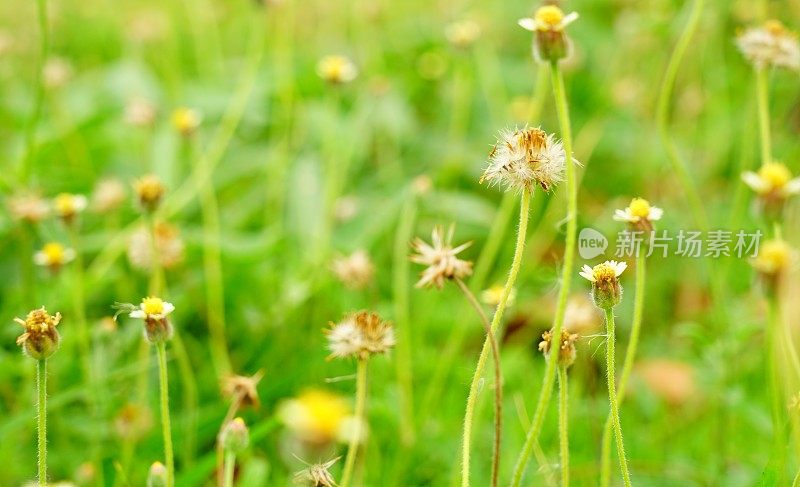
<box><xmin>222</xmin><ymin>451</ymin><xmax>236</xmax><ymax>487</ymax></box>
<box><xmin>755</xmin><ymin>67</ymin><xmax>771</xmax><ymax>167</ymax></box>
<box><xmin>455</xmin><ymin>278</ymin><xmax>503</xmax><ymax>487</ymax></box>
<box><xmin>156</xmin><ymin>342</ymin><xmax>175</xmax><ymax>487</ymax></box>
<box><xmin>604</xmin><ymin>308</ymin><xmax>632</xmax><ymax>487</ymax></box>
<box><xmin>557</xmin><ymin>366</ymin><xmax>569</xmax><ymax>487</ymax></box>
<box><xmin>510</xmin><ymin>60</ymin><xmax>577</xmax><ymax>487</ymax></box>
<box><xmin>341</xmin><ymin>358</ymin><xmax>368</xmax><ymax>487</ymax></box>
<box><xmin>37</xmin><ymin>359</ymin><xmax>47</xmax><ymax>487</ymax></box>
<box><xmin>462</xmin><ymin>188</ymin><xmax>531</xmax><ymax>487</ymax></box>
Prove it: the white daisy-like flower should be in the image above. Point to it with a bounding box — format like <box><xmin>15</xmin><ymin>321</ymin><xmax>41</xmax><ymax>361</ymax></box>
<box><xmin>128</xmin><ymin>297</ymin><xmax>175</xmax><ymax>321</ymax></box>
<box><xmin>410</xmin><ymin>225</ymin><xmax>473</xmax><ymax>289</ymax></box>
<box><xmin>613</xmin><ymin>197</ymin><xmax>664</xmax><ymax>231</ymax></box>
<box><xmin>480</xmin><ymin>127</ymin><xmax>568</xmax><ymax>193</ymax></box>
<box><xmin>53</xmin><ymin>193</ymin><xmax>88</xmax><ymax>222</ymax></box>
<box><xmin>445</xmin><ymin>20</ymin><xmax>482</xmax><ymax>49</ymax></box>
<box><xmin>325</xmin><ymin>311</ymin><xmax>395</xmax><ymax>360</ymax></box>
<box><xmin>518</xmin><ymin>5</ymin><xmax>579</xmax><ymax>33</ymax></box>
<box><xmin>34</xmin><ymin>242</ymin><xmax>76</xmax><ymax>270</ymax></box>
<box><xmin>579</xmin><ymin>260</ymin><xmax>627</xmax><ymax>282</ymax></box>
<box><xmin>736</xmin><ymin>20</ymin><xmax>800</xmax><ymax>71</ymax></box>
<box><xmin>742</xmin><ymin>162</ymin><xmax>800</xmax><ymax>198</ymax></box>
<box><xmin>580</xmin><ymin>260</ymin><xmax>627</xmax><ymax>309</ymax></box>
<box><xmin>316</xmin><ymin>55</ymin><xmax>358</xmax><ymax>85</ymax></box>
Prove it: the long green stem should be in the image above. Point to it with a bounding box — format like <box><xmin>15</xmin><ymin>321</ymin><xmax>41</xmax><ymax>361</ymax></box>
<box><xmin>601</xmin><ymin>254</ymin><xmax>646</xmax><ymax>486</ymax></box>
<box><xmin>462</xmin><ymin>189</ymin><xmax>531</xmax><ymax>487</ymax></box>
<box><xmin>37</xmin><ymin>359</ymin><xmax>47</xmax><ymax>487</ymax></box>
<box><xmin>455</xmin><ymin>278</ymin><xmax>503</xmax><ymax>487</ymax></box>
<box><xmin>604</xmin><ymin>308</ymin><xmax>632</xmax><ymax>487</ymax></box>
<box><xmin>755</xmin><ymin>67</ymin><xmax>771</xmax><ymax>166</ymax></box>
<box><xmin>510</xmin><ymin>61</ymin><xmax>577</xmax><ymax>487</ymax></box>
<box><xmin>223</xmin><ymin>451</ymin><xmax>236</xmax><ymax>487</ymax></box>
<box><xmin>341</xmin><ymin>358</ymin><xmax>368</xmax><ymax>487</ymax></box>
<box><xmin>766</xmin><ymin>293</ymin><xmax>788</xmax><ymax>481</ymax></box>
<box><xmin>21</xmin><ymin>0</ymin><xmax>49</xmax><ymax>182</ymax></box>
<box><xmin>557</xmin><ymin>366</ymin><xmax>569</xmax><ymax>487</ymax></box>
<box><xmin>156</xmin><ymin>342</ymin><xmax>175</xmax><ymax>487</ymax></box>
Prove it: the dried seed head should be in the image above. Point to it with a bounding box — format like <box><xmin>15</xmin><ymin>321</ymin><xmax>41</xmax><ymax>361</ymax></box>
<box><xmin>410</xmin><ymin>225</ymin><xmax>473</xmax><ymax>289</ymax></box>
<box><xmin>15</xmin><ymin>307</ymin><xmax>62</xmax><ymax>360</ymax></box>
<box><xmin>34</xmin><ymin>242</ymin><xmax>76</xmax><ymax>273</ymax></box>
<box><xmin>481</xmin><ymin>127</ymin><xmax>568</xmax><ymax>193</ymax></box>
<box><xmin>92</xmin><ymin>178</ymin><xmax>127</xmax><ymax>213</ymax></box>
<box><xmin>222</xmin><ymin>370</ymin><xmax>264</xmax><ymax>409</ymax></box>
<box><xmin>325</xmin><ymin>311</ymin><xmax>395</xmax><ymax>360</ymax></box>
<box><xmin>613</xmin><ymin>197</ymin><xmax>664</xmax><ymax>232</ymax></box>
<box><xmin>53</xmin><ymin>193</ymin><xmax>88</xmax><ymax>225</ymax></box>
<box><xmin>317</xmin><ymin>55</ymin><xmax>358</xmax><ymax>85</ymax></box>
<box><xmin>133</xmin><ymin>174</ymin><xmax>166</xmax><ymax>213</ymax></box>
<box><xmin>171</xmin><ymin>107</ymin><xmax>201</xmax><ymax>137</ymax></box>
<box><xmin>518</xmin><ymin>5</ymin><xmax>579</xmax><ymax>63</ymax></box>
<box><xmin>125</xmin><ymin>97</ymin><xmax>157</xmax><ymax>128</ymax></box>
<box><xmin>331</xmin><ymin>250</ymin><xmax>375</xmax><ymax>290</ymax></box>
<box><xmin>293</xmin><ymin>457</ymin><xmax>340</xmax><ymax>486</ymax></box>
<box><xmin>539</xmin><ymin>329</ymin><xmax>579</xmax><ymax>367</ymax></box>
<box><xmin>128</xmin><ymin>222</ymin><xmax>185</xmax><ymax>271</ymax></box>
<box><xmin>43</xmin><ymin>57</ymin><xmax>73</xmax><ymax>89</ymax></box>
<box><xmin>219</xmin><ymin>417</ymin><xmax>250</xmax><ymax>454</ymax></box>
<box><xmin>147</xmin><ymin>462</ymin><xmax>168</xmax><ymax>487</ymax></box>
<box><xmin>736</xmin><ymin>20</ymin><xmax>800</xmax><ymax>71</ymax></box>
<box><xmin>8</xmin><ymin>192</ymin><xmax>51</xmax><ymax>222</ymax></box>
<box><xmin>579</xmin><ymin>260</ymin><xmax>627</xmax><ymax>309</ymax></box>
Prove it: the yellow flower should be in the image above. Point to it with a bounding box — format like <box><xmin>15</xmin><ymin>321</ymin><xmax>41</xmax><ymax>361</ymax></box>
<box><xmin>751</xmin><ymin>239</ymin><xmax>794</xmax><ymax>276</ymax></box>
<box><xmin>133</xmin><ymin>174</ymin><xmax>166</xmax><ymax>212</ymax></box>
<box><xmin>481</xmin><ymin>284</ymin><xmax>517</xmax><ymax>307</ymax></box>
<box><xmin>614</xmin><ymin>197</ymin><xmax>664</xmax><ymax>232</ymax></box>
<box><xmin>278</xmin><ymin>389</ymin><xmax>354</xmax><ymax>444</ymax></box>
<box><xmin>579</xmin><ymin>260</ymin><xmax>627</xmax><ymax>309</ymax></box>
<box><xmin>518</xmin><ymin>5</ymin><xmax>579</xmax><ymax>62</ymax></box>
<box><xmin>53</xmin><ymin>193</ymin><xmax>88</xmax><ymax>223</ymax></box>
<box><xmin>171</xmin><ymin>107</ymin><xmax>201</xmax><ymax>136</ymax></box>
<box><xmin>34</xmin><ymin>242</ymin><xmax>76</xmax><ymax>271</ymax></box>
<box><xmin>742</xmin><ymin>162</ymin><xmax>800</xmax><ymax>198</ymax></box>
<box><xmin>316</xmin><ymin>55</ymin><xmax>358</xmax><ymax>84</ymax></box>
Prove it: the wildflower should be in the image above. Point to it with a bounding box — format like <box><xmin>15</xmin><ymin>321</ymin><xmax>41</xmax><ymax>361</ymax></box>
<box><xmin>539</xmin><ymin>329</ymin><xmax>579</xmax><ymax>367</ymax></box>
<box><xmin>579</xmin><ymin>260</ymin><xmax>627</xmax><ymax>309</ymax></box>
<box><xmin>170</xmin><ymin>107</ymin><xmax>201</xmax><ymax>137</ymax></box>
<box><xmin>128</xmin><ymin>222</ymin><xmax>185</xmax><ymax>271</ymax></box>
<box><xmin>410</xmin><ymin>225</ymin><xmax>473</xmax><ymax>288</ymax></box>
<box><xmin>293</xmin><ymin>457</ymin><xmax>340</xmax><ymax>486</ymax></box>
<box><xmin>751</xmin><ymin>239</ymin><xmax>794</xmax><ymax>294</ymax></box>
<box><xmin>636</xmin><ymin>359</ymin><xmax>696</xmax><ymax>406</ymax></box>
<box><xmin>742</xmin><ymin>162</ymin><xmax>800</xmax><ymax>218</ymax></box>
<box><xmin>334</xmin><ymin>196</ymin><xmax>359</xmax><ymax>222</ymax></box>
<box><xmin>445</xmin><ymin>20</ymin><xmax>482</xmax><ymax>49</ymax></box>
<box><xmin>92</xmin><ymin>178</ymin><xmax>127</xmax><ymax>213</ymax></box>
<box><xmin>481</xmin><ymin>284</ymin><xmax>517</xmax><ymax>307</ymax></box>
<box><xmin>34</xmin><ymin>242</ymin><xmax>75</xmax><ymax>272</ymax></box>
<box><xmin>278</xmin><ymin>389</ymin><xmax>354</xmax><ymax>445</ymax></box>
<box><xmin>325</xmin><ymin>311</ymin><xmax>395</xmax><ymax>360</ymax></box>
<box><xmin>219</xmin><ymin>417</ymin><xmax>250</xmax><ymax>454</ymax></box>
<box><xmin>115</xmin><ymin>297</ymin><xmax>175</xmax><ymax>344</ymax></box>
<box><xmin>331</xmin><ymin>250</ymin><xmax>375</xmax><ymax>290</ymax></box>
<box><xmin>480</xmin><ymin>127</ymin><xmax>567</xmax><ymax>193</ymax></box>
<box><xmin>736</xmin><ymin>20</ymin><xmax>800</xmax><ymax>71</ymax></box>
<box><xmin>53</xmin><ymin>193</ymin><xmax>88</xmax><ymax>225</ymax></box>
<box><xmin>564</xmin><ymin>294</ymin><xmax>602</xmax><ymax>335</ymax></box>
<box><xmin>613</xmin><ymin>197</ymin><xmax>664</xmax><ymax>232</ymax></box>
<box><xmin>125</xmin><ymin>97</ymin><xmax>157</xmax><ymax>128</ymax></box>
<box><xmin>316</xmin><ymin>55</ymin><xmax>358</xmax><ymax>85</ymax></box>
<box><xmin>114</xmin><ymin>403</ymin><xmax>153</xmax><ymax>440</ymax></box>
<box><xmin>412</xmin><ymin>174</ymin><xmax>433</xmax><ymax>195</ymax></box>
<box><xmin>518</xmin><ymin>5</ymin><xmax>579</xmax><ymax>63</ymax></box>
<box><xmin>222</xmin><ymin>370</ymin><xmax>264</xmax><ymax>409</ymax></box>
<box><xmin>133</xmin><ymin>174</ymin><xmax>166</xmax><ymax>213</ymax></box>
<box><xmin>14</xmin><ymin>307</ymin><xmax>62</xmax><ymax>360</ymax></box>
<box><xmin>147</xmin><ymin>462</ymin><xmax>168</xmax><ymax>487</ymax></box>
<box><xmin>8</xmin><ymin>192</ymin><xmax>50</xmax><ymax>222</ymax></box>
<box><xmin>43</xmin><ymin>57</ymin><xmax>73</xmax><ymax>89</ymax></box>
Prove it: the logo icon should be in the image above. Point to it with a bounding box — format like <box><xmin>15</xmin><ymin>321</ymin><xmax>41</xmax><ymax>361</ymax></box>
<box><xmin>578</xmin><ymin>227</ymin><xmax>607</xmax><ymax>259</ymax></box>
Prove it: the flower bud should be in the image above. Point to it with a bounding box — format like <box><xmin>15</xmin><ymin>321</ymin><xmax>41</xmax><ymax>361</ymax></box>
<box><xmin>220</xmin><ymin>417</ymin><xmax>249</xmax><ymax>454</ymax></box>
<box><xmin>14</xmin><ymin>307</ymin><xmax>62</xmax><ymax>360</ymax></box>
<box><xmin>518</xmin><ymin>6</ymin><xmax>579</xmax><ymax>64</ymax></box>
<box><xmin>147</xmin><ymin>461</ymin><xmax>168</xmax><ymax>487</ymax></box>
<box><xmin>538</xmin><ymin>329</ymin><xmax>579</xmax><ymax>367</ymax></box>
<box><xmin>134</xmin><ymin>174</ymin><xmax>166</xmax><ymax>213</ymax></box>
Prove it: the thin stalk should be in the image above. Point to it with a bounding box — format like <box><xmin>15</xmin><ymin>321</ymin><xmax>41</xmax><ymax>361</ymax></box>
<box><xmin>600</xmin><ymin>253</ymin><xmax>646</xmax><ymax>486</ymax></box>
<box><xmin>462</xmin><ymin>189</ymin><xmax>531</xmax><ymax>487</ymax></box>
<box><xmin>392</xmin><ymin>190</ymin><xmax>418</xmax><ymax>446</ymax></box>
<box><xmin>223</xmin><ymin>451</ymin><xmax>236</xmax><ymax>487</ymax></box>
<box><xmin>68</xmin><ymin>226</ymin><xmax>93</xmax><ymax>382</ymax></box>
<box><xmin>604</xmin><ymin>308</ymin><xmax>632</xmax><ymax>487</ymax></box>
<box><xmin>37</xmin><ymin>359</ymin><xmax>47</xmax><ymax>487</ymax></box>
<box><xmin>454</xmin><ymin>277</ymin><xmax>503</xmax><ymax>487</ymax></box>
<box><xmin>156</xmin><ymin>342</ymin><xmax>175</xmax><ymax>487</ymax></box>
<box><xmin>341</xmin><ymin>358</ymin><xmax>368</xmax><ymax>487</ymax></box>
<box><xmin>557</xmin><ymin>366</ymin><xmax>569</xmax><ymax>487</ymax></box>
<box><xmin>146</xmin><ymin>214</ymin><xmax>166</xmax><ymax>297</ymax></box>
<box><xmin>21</xmin><ymin>0</ymin><xmax>49</xmax><ymax>182</ymax></box>
<box><xmin>510</xmin><ymin>61</ymin><xmax>578</xmax><ymax>487</ymax></box>
<box><xmin>767</xmin><ymin>292</ymin><xmax>787</xmax><ymax>480</ymax></box>
<box><xmin>755</xmin><ymin>67</ymin><xmax>771</xmax><ymax>166</ymax></box>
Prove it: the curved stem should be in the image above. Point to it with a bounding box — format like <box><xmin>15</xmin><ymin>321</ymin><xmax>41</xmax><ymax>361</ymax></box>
<box><xmin>462</xmin><ymin>189</ymin><xmax>531</xmax><ymax>487</ymax></box>
<box><xmin>604</xmin><ymin>308</ymin><xmax>632</xmax><ymax>487</ymax></box>
<box><xmin>341</xmin><ymin>358</ymin><xmax>368</xmax><ymax>487</ymax></box>
<box><xmin>222</xmin><ymin>451</ymin><xmax>236</xmax><ymax>487</ymax></box>
<box><xmin>557</xmin><ymin>366</ymin><xmax>569</xmax><ymax>487</ymax></box>
<box><xmin>755</xmin><ymin>67</ymin><xmax>771</xmax><ymax>166</ymax></box>
<box><xmin>37</xmin><ymin>359</ymin><xmax>47</xmax><ymax>487</ymax></box>
<box><xmin>601</xmin><ymin>254</ymin><xmax>646</xmax><ymax>486</ymax></box>
<box><xmin>510</xmin><ymin>60</ymin><xmax>577</xmax><ymax>487</ymax></box>
<box><xmin>156</xmin><ymin>342</ymin><xmax>175</xmax><ymax>487</ymax></box>
<box><xmin>455</xmin><ymin>278</ymin><xmax>503</xmax><ymax>487</ymax></box>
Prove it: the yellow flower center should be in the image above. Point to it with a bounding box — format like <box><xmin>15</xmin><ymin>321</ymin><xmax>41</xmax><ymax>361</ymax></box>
<box><xmin>628</xmin><ymin>198</ymin><xmax>652</xmax><ymax>218</ymax></box>
<box><xmin>54</xmin><ymin>193</ymin><xmax>77</xmax><ymax>215</ymax></box>
<box><xmin>759</xmin><ymin>162</ymin><xmax>792</xmax><ymax>189</ymax></box>
<box><xmin>171</xmin><ymin>108</ymin><xmax>199</xmax><ymax>134</ymax></box>
<box><xmin>534</xmin><ymin>5</ymin><xmax>564</xmax><ymax>29</ymax></box>
<box><xmin>765</xmin><ymin>19</ymin><xmax>788</xmax><ymax>36</ymax></box>
<box><xmin>135</xmin><ymin>175</ymin><xmax>165</xmax><ymax>201</ymax></box>
<box><xmin>142</xmin><ymin>297</ymin><xmax>165</xmax><ymax>315</ymax></box>
<box><xmin>298</xmin><ymin>390</ymin><xmax>349</xmax><ymax>438</ymax></box>
<box><xmin>757</xmin><ymin>240</ymin><xmax>791</xmax><ymax>272</ymax></box>
<box><xmin>592</xmin><ymin>263</ymin><xmax>618</xmax><ymax>282</ymax></box>
<box><xmin>42</xmin><ymin>242</ymin><xmax>65</xmax><ymax>264</ymax></box>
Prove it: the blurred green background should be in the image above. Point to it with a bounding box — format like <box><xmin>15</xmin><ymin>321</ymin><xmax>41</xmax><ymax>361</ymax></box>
<box><xmin>1</xmin><ymin>0</ymin><xmax>799</xmax><ymax>485</ymax></box>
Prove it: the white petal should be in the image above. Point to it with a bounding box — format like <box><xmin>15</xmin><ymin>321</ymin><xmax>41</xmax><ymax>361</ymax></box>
<box><xmin>561</xmin><ymin>12</ymin><xmax>579</xmax><ymax>28</ymax></box>
<box><xmin>741</xmin><ymin>172</ymin><xmax>768</xmax><ymax>193</ymax></box>
<box><xmin>518</xmin><ymin>18</ymin><xmax>537</xmax><ymax>31</ymax></box>
<box><xmin>579</xmin><ymin>265</ymin><xmax>595</xmax><ymax>281</ymax></box>
<box><xmin>613</xmin><ymin>209</ymin><xmax>632</xmax><ymax>222</ymax></box>
<box><xmin>783</xmin><ymin>177</ymin><xmax>800</xmax><ymax>196</ymax></box>
<box><xmin>33</xmin><ymin>252</ymin><xmax>48</xmax><ymax>265</ymax></box>
<box><xmin>648</xmin><ymin>207</ymin><xmax>664</xmax><ymax>221</ymax></box>
<box><xmin>162</xmin><ymin>302</ymin><xmax>175</xmax><ymax>315</ymax></box>
<box><xmin>129</xmin><ymin>310</ymin><xmax>145</xmax><ymax>319</ymax></box>
<box><xmin>74</xmin><ymin>195</ymin><xmax>89</xmax><ymax>211</ymax></box>
<box><xmin>612</xmin><ymin>261</ymin><xmax>628</xmax><ymax>276</ymax></box>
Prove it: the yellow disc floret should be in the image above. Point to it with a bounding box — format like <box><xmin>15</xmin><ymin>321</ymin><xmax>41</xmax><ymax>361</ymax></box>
<box><xmin>759</xmin><ymin>162</ymin><xmax>792</xmax><ymax>190</ymax></box>
<box><xmin>535</xmin><ymin>5</ymin><xmax>565</xmax><ymax>30</ymax></box>
<box><xmin>628</xmin><ymin>198</ymin><xmax>652</xmax><ymax>219</ymax></box>
<box><xmin>592</xmin><ymin>262</ymin><xmax>619</xmax><ymax>282</ymax></box>
<box><xmin>142</xmin><ymin>297</ymin><xmax>165</xmax><ymax>315</ymax></box>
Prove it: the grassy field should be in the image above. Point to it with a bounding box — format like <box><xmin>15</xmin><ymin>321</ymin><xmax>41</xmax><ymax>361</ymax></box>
<box><xmin>1</xmin><ymin>0</ymin><xmax>800</xmax><ymax>485</ymax></box>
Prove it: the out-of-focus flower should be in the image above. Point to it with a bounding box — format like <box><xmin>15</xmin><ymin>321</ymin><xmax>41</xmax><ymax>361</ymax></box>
<box><xmin>15</xmin><ymin>307</ymin><xmax>62</xmax><ymax>360</ymax></box>
<box><xmin>147</xmin><ymin>462</ymin><xmax>168</xmax><ymax>487</ymax></box>
<box><xmin>412</xmin><ymin>174</ymin><xmax>433</xmax><ymax>195</ymax></box>
<box><xmin>564</xmin><ymin>294</ymin><xmax>602</xmax><ymax>335</ymax></box>
<box><xmin>219</xmin><ymin>417</ymin><xmax>250</xmax><ymax>453</ymax></box>
<box><xmin>481</xmin><ymin>127</ymin><xmax>568</xmax><ymax>193</ymax></box>
<box><xmin>74</xmin><ymin>461</ymin><xmax>96</xmax><ymax>485</ymax></box>
<box><xmin>114</xmin><ymin>404</ymin><xmax>153</xmax><ymax>440</ymax></box>
<box><xmin>8</xmin><ymin>192</ymin><xmax>50</xmax><ymax>222</ymax></box>
<box><xmin>736</xmin><ymin>20</ymin><xmax>800</xmax><ymax>71</ymax></box>
<box><xmin>410</xmin><ymin>225</ymin><xmax>473</xmax><ymax>289</ymax></box>
<box><xmin>742</xmin><ymin>162</ymin><xmax>800</xmax><ymax>220</ymax></box>
<box><xmin>34</xmin><ymin>242</ymin><xmax>75</xmax><ymax>272</ymax></box>
<box><xmin>539</xmin><ymin>329</ymin><xmax>579</xmax><ymax>367</ymax></box>
<box><xmin>278</xmin><ymin>389</ymin><xmax>356</xmax><ymax>445</ymax></box>
<box><xmin>222</xmin><ymin>370</ymin><xmax>264</xmax><ymax>409</ymax></box>
<box><xmin>92</xmin><ymin>178</ymin><xmax>127</xmax><ymax>213</ymax></box>
<box><xmin>171</xmin><ymin>107</ymin><xmax>201</xmax><ymax>137</ymax></box>
<box><xmin>125</xmin><ymin>97</ymin><xmax>157</xmax><ymax>127</ymax></box>
<box><xmin>325</xmin><ymin>311</ymin><xmax>395</xmax><ymax>360</ymax></box>
<box><xmin>332</xmin><ymin>249</ymin><xmax>375</xmax><ymax>290</ymax></box>
<box><xmin>635</xmin><ymin>359</ymin><xmax>697</xmax><ymax>406</ymax></box>
<box><xmin>293</xmin><ymin>457</ymin><xmax>340</xmax><ymax>486</ymax></box>
<box><xmin>334</xmin><ymin>196</ymin><xmax>359</xmax><ymax>221</ymax></box>
<box><xmin>613</xmin><ymin>197</ymin><xmax>664</xmax><ymax>232</ymax></box>
<box><xmin>518</xmin><ymin>5</ymin><xmax>579</xmax><ymax>63</ymax></box>
<box><xmin>133</xmin><ymin>174</ymin><xmax>166</xmax><ymax>213</ymax></box>
<box><xmin>43</xmin><ymin>57</ymin><xmax>73</xmax><ymax>89</ymax></box>
<box><xmin>316</xmin><ymin>55</ymin><xmax>358</xmax><ymax>85</ymax></box>
<box><xmin>751</xmin><ymin>239</ymin><xmax>795</xmax><ymax>294</ymax></box>
<box><xmin>481</xmin><ymin>284</ymin><xmax>517</xmax><ymax>308</ymax></box>
<box><xmin>445</xmin><ymin>20</ymin><xmax>482</xmax><ymax>49</ymax></box>
<box><xmin>126</xmin><ymin>10</ymin><xmax>168</xmax><ymax>44</ymax></box>
<box><xmin>580</xmin><ymin>260</ymin><xmax>627</xmax><ymax>309</ymax></box>
<box><xmin>115</xmin><ymin>296</ymin><xmax>175</xmax><ymax>344</ymax></box>
<box><xmin>128</xmin><ymin>222</ymin><xmax>185</xmax><ymax>271</ymax></box>
<box><xmin>53</xmin><ymin>193</ymin><xmax>88</xmax><ymax>225</ymax></box>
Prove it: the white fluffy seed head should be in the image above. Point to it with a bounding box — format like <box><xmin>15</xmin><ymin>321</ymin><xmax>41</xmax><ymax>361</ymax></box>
<box><xmin>481</xmin><ymin>127</ymin><xmax>567</xmax><ymax>193</ymax></box>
